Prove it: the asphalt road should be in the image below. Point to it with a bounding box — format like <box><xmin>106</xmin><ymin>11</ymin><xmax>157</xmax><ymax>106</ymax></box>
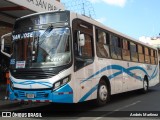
<box><xmin>1</xmin><ymin>84</ymin><xmax>160</xmax><ymax>120</ymax></box>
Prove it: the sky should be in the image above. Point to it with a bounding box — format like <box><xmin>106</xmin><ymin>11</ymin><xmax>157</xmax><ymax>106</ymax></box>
<box><xmin>61</xmin><ymin>0</ymin><xmax>160</xmax><ymax>40</ymax></box>
<box><xmin>88</xmin><ymin>0</ymin><xmax>160</xmax><ymax>40</ymax></box>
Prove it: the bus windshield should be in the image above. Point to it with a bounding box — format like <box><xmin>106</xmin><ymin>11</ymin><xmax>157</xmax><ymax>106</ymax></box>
<box><xmin>11</xmin><ymin>27</ymin><xmax>71</xmax><ymax>69</ymax></box>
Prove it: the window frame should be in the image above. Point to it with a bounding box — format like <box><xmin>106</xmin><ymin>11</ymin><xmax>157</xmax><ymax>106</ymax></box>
<box><xmin>93</xmin><ymin>25</ymin><xmax>158</xmax><ymax>64</ymax></box>
<box><xmin>138</xmin><ymin>44</ymin><xmax>145</xmax><ymax>63</ymax></box>
<box><xmin>130</xmin><ymin>42</ymin><xmax>138</xmax><ymax>62</ymax></box>
<box><xmin>110</xmin><ymin>34</ymin><xmax>122</xmax><ymax>60</ymax></box>
<box><xmin>122</xmin><ymin>39</ymin><xmax>131</xmax><ymax>61</ymax></box>
<box><xmin>72</xmin><ymin>19</ymin><xmax>95</xmax><ymax>71</ymax></box>
<box><xmin>144</xmin><ymin>47</ymin><xmax>151</xmax><ymax>64</ymax></box>
<box><xmin>96</xmin><ymin>28</ymin><xmax>110</xmax><ymax>58</ymax></box>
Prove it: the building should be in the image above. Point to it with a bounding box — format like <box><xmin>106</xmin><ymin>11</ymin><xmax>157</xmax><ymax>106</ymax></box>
<box><xmin>0</xmin><ymin>0</ymin><xmax>64</xmax><ymax>84</ymax></box>
<box><xmin>139</xmin><ymin>36</ymin><xmax>160</xmax><ymax>60</ymax></box>
<box><xmin>0</xmin><ymin>0</ymin><xmax>64</xmax><ymax>36</ymax></box>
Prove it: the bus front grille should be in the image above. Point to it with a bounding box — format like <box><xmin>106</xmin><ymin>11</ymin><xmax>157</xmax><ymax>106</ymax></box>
<box><xmin>18</xmin><ymin>91</ymin><xmax>48</xmax><ymax>98</ymax></box>
<box><xmin>10</xmin><ymin>68</ymin><xmax>56</xmax><ymax>79</ymax></box>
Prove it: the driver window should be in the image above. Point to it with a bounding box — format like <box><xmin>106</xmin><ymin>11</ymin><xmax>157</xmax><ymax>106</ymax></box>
<box><xmin>73</xmin><ymin>19</ymin><xmax>94</xmax><ymax>71</ymax></box>
<box><xmin>81</xmin><ymin>34</ymin><xmax>93</xmax><ymax>58</ymax></box>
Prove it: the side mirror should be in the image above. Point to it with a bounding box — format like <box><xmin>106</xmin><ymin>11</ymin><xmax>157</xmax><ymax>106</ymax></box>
<box><xmin>1</xmin><ymin>32</ymin><xmax>12</xmax><ymax>58</ymax></box>
<box><xmin>79</xmin><ymin>34</ymin><xmax>85</xmax><ymax>46</ymax></box>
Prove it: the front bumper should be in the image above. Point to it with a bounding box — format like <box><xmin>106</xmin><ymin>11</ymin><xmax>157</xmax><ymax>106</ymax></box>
<box><xmin>9</xmin><ymin>84</ymin><xmax>73</xmax><ymax>103</ymax></box>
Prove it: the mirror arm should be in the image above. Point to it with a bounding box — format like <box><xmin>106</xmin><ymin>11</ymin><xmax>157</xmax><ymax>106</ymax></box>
<box><xmin>1</xmin><ymin>32</ymin><xmax>12</xmax><ymax>58</ymax></box>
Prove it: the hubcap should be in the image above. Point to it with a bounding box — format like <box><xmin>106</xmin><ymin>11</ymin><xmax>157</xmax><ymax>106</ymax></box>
<box><xmin>99</xmin><ymin>85</ymin><xmax>108</xmax><ymax>101</ymax></box>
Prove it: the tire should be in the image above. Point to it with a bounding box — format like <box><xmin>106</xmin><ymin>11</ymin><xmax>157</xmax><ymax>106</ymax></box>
<box><xmin>96</xmin><ymin>80</ymin><xmax>110</xmax><ymax>106</ymax></box>
<box><xmin>142</xmin><ymin>78</ymin><xmax>149</xmax><ymax>93</ymax></box>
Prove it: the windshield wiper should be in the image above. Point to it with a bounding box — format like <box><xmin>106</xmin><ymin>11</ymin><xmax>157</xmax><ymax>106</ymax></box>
<box><xmin>33</xmin><ymin>25</ymin><xmax>53</xmax><ymax>63</ymax></box>
<box><xmin>38</xmin><ymin>25</ymin><xmax>53</xmax><ymax>45</ymax></box>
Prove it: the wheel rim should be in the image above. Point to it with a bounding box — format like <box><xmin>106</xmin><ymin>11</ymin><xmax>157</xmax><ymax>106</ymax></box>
<box><xmin>99</xmin><ymin>85</ymin><xmax>108</xmax><ymax>101</ymax></box>
<box><xmin>144</xmin><ymin>80</ymin><xmax>148</xmax><ymax>91</ymax></box>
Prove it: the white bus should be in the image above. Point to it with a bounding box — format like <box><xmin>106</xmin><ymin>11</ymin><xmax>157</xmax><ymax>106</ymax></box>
<box><xmin>1</xmin><ymin>10</ymin><xmax>159</xmax><ymax>106</ymax></box>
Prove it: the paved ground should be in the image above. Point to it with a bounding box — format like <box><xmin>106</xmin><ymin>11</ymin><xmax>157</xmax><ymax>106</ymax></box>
<box><xmin>0</xmin><ymin>84</ymin><xmax>160</xmax><ymax>120</ymax></box>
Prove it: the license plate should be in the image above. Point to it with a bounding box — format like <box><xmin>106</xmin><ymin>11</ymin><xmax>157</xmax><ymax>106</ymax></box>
<box><xmin>26</xmin><ymin>94</ymin><xmax>35</xmax><ymax>98</ymax></box>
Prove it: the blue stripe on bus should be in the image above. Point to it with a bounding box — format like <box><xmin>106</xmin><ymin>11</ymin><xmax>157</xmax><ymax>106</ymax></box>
<box><xmin>10</xmin><ymin>79</ymin><xmax>52</xmax><ymax>88</ymax></box>
<box><xmin>151</xmin><ymin>66</ymin><xmax>158</xmax><ymax>79</ymax></box>
<box><xmin>151</xmin><ymin>70</ymin><xmax>158</xmax><ymax>80</ymax></box>
<box><xmin>81</xmin><ymin>65</ymin><xmax>158</xmax><ymax>84</ymax></box>
<box><xmin>53</xmin><ymin>84</ymin><xmax>73</xmax><ymax>103</ymax></box>
<box><xmin>79</xmin><ymin>65</ymin><xmax>158</xmax><ymax>102</ymax></box>
<box><xmin>79</xmin><ymin>84</ymin><xmax>98</xmax><ymax>102</ymax></box>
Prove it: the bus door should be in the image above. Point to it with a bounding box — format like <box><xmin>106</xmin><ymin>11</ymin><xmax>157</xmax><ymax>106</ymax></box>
<box><xmin>73</xmin><ymin>19</ymin><xmax>94</xmax><ymax>102</ymax></box>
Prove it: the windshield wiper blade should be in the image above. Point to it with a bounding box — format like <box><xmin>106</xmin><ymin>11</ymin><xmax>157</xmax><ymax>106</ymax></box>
<box><xmin>33</xmin><ymin>25</ymin><xmax>53</xmax><ymax>63</ymax></box>
<box><xmin>38</xmin><ymin>25</ymin><xmax>53</xmax><ymax>45</ymax></box>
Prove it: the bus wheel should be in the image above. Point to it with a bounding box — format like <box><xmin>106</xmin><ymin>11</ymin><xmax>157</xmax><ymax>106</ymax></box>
<box><xmin>96</xmin><ymin>80</ymin><xmax>110</xmax><ymax>106</ymax></box>
<box><xmin>142</xmin><ymin>78</ymin><xmax>148</xmax><ymax>93</ymax></box>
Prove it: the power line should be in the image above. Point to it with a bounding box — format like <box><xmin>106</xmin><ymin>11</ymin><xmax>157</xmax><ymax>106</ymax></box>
<box><xmin>61</xmin><ymin>0</ymin><xmax>96</xmax><ymax>19</ymax></box>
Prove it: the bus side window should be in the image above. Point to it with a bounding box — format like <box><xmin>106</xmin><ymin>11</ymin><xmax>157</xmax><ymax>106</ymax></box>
<box><xmin>130</xmin><ymin>42</ymin><xmax>138</xmax><ymax>62</ymax></box>
<box><xmin>81</xmin><ymin>34</ymin><xmax>93</xmax><ymax>58</ymax></box>
<box><xmin>96</xmin><ymin>29</ymin><xmax>110</xmax><ymax>58</ymax></box>
<box><xmin>144</xmin><ymin>47</ymin><xmax>150</xmax><ymax>64</ymax></box>
<box><xmin>122</xmin><ymin>39</ymin><xmax>130</xmax><ymax>61</ymax></box>
<box><xmin>110</xmin><ymin>35</ymin><xmax>122</xmax><ymax>60</ymax></box>
<box><xmin>138</xmin><ymin>45</ymin><xmax>144</xmax><ymax>63</ymax></box>
<box><xmin>116</xmin><ymin>38</ymin><xmax>122</xmax><ymax>59</ymax></box>
<box><xmin>110</xmin><ymin>35</ymin><xmax>117</xmax><ymax>59</ymax></box>
<box><xmin>73</xmin><ymin>19</ymin><xmax>94</xmax><ymax>71</ymax></box>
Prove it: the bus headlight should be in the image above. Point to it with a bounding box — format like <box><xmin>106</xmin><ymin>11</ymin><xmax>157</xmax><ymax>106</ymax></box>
<box><xmin>53</xmin><ymin>75</ymin><xmax>71</xmax><ymax>91</ymax></box>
